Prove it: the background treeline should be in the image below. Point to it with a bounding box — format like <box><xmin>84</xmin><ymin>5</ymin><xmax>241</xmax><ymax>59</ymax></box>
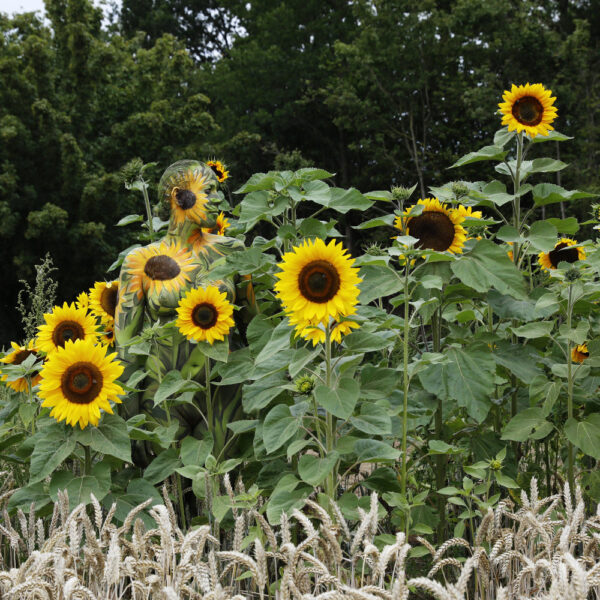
<box><xmin>0</xmin><ymin>0</ymin><xmax>598</xmax><ymax>342</ymax></box>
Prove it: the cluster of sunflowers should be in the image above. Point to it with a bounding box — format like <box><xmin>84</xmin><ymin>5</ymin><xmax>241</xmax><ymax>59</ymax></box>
<box><xmin>1</xmin><ymin>281</ymin><xmax>124</xmax><ymax>430</ymax></box>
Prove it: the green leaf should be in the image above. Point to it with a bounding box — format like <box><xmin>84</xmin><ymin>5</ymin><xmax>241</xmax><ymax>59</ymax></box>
<box><xmin>360</xmin><ymin>365</ymin><xmax>400</xmax><ymax>399</ymax></box>
<box><xmin>298</xmin><ymin>452</ymin><xmax>339</xmax><ymax>486</ymax></box>
<box><xmin>328</xmin><ymin>187</ymin><xmax>373</xmax><ymax>213</ymax></box>
<box><xmin>242</xmin><ymin>373</ymin><xmax>288</xmax><ymax>412</ymax></box>
<box><xmin>227</xmin><ymin>420</ymin><xmax>259</xmax><ymax>434</ymax></box>
<box><xmin>354</xmin><ymin>214</ymin><xmax>396</xmax><ymax>230</ymax></box>
<box><xmin>314</xmin><ymin>377</ymin><xmax>359</xmax><ymax>421</ymax></box>
<box><xmin>354</xmin><ymin>439</ymin><xmax>400</xmax><ymax>462</ymax></box>
<box><xmin>49</xmin><ymin>463</ymin><xmax>111</xmax><ymax>505</ymax></box>
<box><xmin>450</xmin><ymin>145</ymin><xmax>508</xmax><ymax>168</ymax></box>
<box><xmin>530</xmin><ymin>130</ymin><xmax>573</xmax><ymax>143</ymax></box>
<box><xmin>298</xmin><ymin>218</ymin><xmax>327</xmax><ymax>239</ymax></box>
<box><xmin>235</xmin><ymin>172</ymin><xmax>278</xmax><ymax>193</ymax></box>
<box><xmin>29</xmin><ymin>426</ymin><xmax>76</xmax><ymax>484</ymax></box>
<box><xmin>511</xmin><ymin>321</ymin><xmax>554</xmax><ymax>339</ymax></box>
<box><xmin>350</xmin><ymin>404</ymin><xmax>392</xmax><ymax>435</ymax></box>
<box><xmin>501</xmin><ymin>408</ymin><xmax>551</xmax><ymax>442</ymax></box>
<box><xmin>195</xmin><ymin>340</ymin><xmax>229</xmax><ymax>363</ymax></box>
<box><xmin>255</xmin><ymin>320</ymin><xmax>293</xmax><ymax>366</ymax></box>
<box><xmin>493</xmin><ymin>128</ymin><xmax>516</xmax><ymax>147</ymax></box>
<box><xmin>358</xmin><ymin>264</ymin><xmax>402</xmax><ymax>304</ymax></box>
<box><xmin>364</xmin><ymin>190</ymin><xmax>394</xmax><ymax>202</ymax></box>
<box><xmin>263</xmin><ymin>404</ymin><xmax>299</xmax><ymax>453</ymax></box>
<box><xmin>565</xmin><ymin>415</ymin><xmax>600</xmax><ymax>460</ymax></box>
<box><xmin>266</xmin><ymin>475</ymin><xmax>310</xmax><ymax>524</ymax></box>
<box><xmin>7</xmin><ymin>481</ymin><xmax>50</xmax><ymax>512</ymax></box>
<box><xmin>294</xmin><ymin>167</ymin><xmax>335</xmax><ymax>181</ymax></box>
<box><xmin>144</xmin><ymin>447</ymin><xmax>181</xmax><ymax>484</ymax></box>
<box><xmin>180</xmin><ymin>434</ymin><xmax>213</xmax><ymax>467</ymax></box>
<box><xmin>494</xmin><ymin>341</ymin><xmax>542</xmax><ymax>382</ymax></box>
<box><xmin>343</xmin><ymin>330</ymin><xmax>396</xmax><ymax>352</ymax></box>
<box><xmin>116</xmin><ymin>214</ymin><xmax>143</xmax><ymax>226</ymax></box>
<box><xmin>72</xmin><ymin>413</ymin><xmax>132</xmax><ymax>463</ymax></box>
<box><xmin>154</xmin><ymin>371</ymin><xmax>195</xmax><ymax>406</ymax></box>
<box><xmin>526</xmin><ymin>220</ymin><xmax>557</xmax><ymax>252</ymax></box>
<box><xmin>428</xmin><ymin>440</ymin><xmax>463</xmax><ymax>455</ymax></box>
<box><xmin>545</xmin><ymin>217</ymin><xmax>579</xmax><ymax>235</ymax></box>
<box><xmin>532</xmin><ymin>183</ymin><xmax>597</xmax><ymax>207</ymax></box>
<box><xmin>451</xmin><ymin>240</ymin><xmax>526</xmax><ymax>299</ymax></box>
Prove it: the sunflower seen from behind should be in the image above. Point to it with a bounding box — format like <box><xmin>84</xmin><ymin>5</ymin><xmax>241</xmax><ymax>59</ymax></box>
<box><xmin>395</xmin><ymin>198</ymin><xmax>467</xmax><ymax>254</ymax></box>
<box><xmin>37</xmin><ymin>303</ymin><xmax>99</xmax><ymax>354</ymax></box>
<box><xmin>538</xmin><ymin>238</ymin><xmax>585</xmax><ymax>271</ymax></box>
<box><xmin>274</xmin><ymin>238</ymin><xmax>361</xmax><ymax>323</ymax></box>
<box><xmin>206</xmin><ymin>160</ymin><xmax>229</xmax><ymax>183</ymax></box>
<box><xmin>38</xmin><ymin>338</ymin><xmax>124</xmax><ymax>429</ymax></box>
<box><xmin>499</xmin><ymin>83</ymin><xmax>557</xmax><ymax>138</ymax></box>
<box><xmin>89</xmin><ymin>280</ymin><xmax>119</xmax><ymax>326</ymax></box>
<box><xmin>176</xmin><ymin>285</ymin><xmax>235</xmax><ymax>344</ymax></box>
<box><xmin>1</xmin><ymin>340</ymin><xmax>42</xmax><ymax>392</ymax></box>
<box><xmin>572</xmin><ymin>344</ymin><xmax>589</xmax><ymax>364</ymax></box>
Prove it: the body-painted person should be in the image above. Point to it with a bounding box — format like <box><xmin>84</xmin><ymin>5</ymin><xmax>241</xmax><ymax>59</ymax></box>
<box><xmin>115</xmin><ymin>160</ymin><xmax>256</xmax><ymax>465</ymax></box>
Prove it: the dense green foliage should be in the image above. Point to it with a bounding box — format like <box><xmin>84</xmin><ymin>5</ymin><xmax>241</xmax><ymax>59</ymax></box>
<box><xmin>1</xmin><ymin>0</ymin><xmax>599</xmax><ymax>341</ymax></box>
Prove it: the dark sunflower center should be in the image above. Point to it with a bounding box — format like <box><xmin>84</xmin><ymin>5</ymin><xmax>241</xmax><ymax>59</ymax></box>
<box><xmin>192</xmin><ymin>303</ymin><xmax>218</xmax><ymax>329</ymax></box>
<box><xmin>549</xmin><ymin>243</ymin><xmax>579</xmax><ymax>268</ymax></box>
<box><xmin>144</xmin><ymin>255</ymin><xmax>181</xmax><ymax>280</ymax></box>
<box><xmin>52</xmin><ymin>321</ymin><xmax>85</xmax><ymax>348</ymax></box>
<box><xmin>175</xmin><ymin>189</ymin><xmax>197</xmax><ymax>210</ymax></box>
<box><xmin>61</xmin><ymin>362</ymin><xmax>103</xmax><ymax>404</ymax></box>
<box><xmin>579</xmin><ymin>348</ymin><xmax>589</xmax><ymax>358</ymax></box>
<box><xmin>100</xmin><ymin>286</ymin><xmax>118</xmax><ymax>317</ymax></box>
<box><xmin>13</xmin><ymin>350</ymin><xmax>36</xmax><ymax>365</ymax></box>
<box><xmin>512</xmin><ymin>96</ymin><xmax>544</xmax><ymax>126</ymax></box>
<box><xmin>298</xmin><ymin>260</ymin><xmax>341</xmax><ymax>303</ymax></box>
<box><xmin>409</xmin><ymin>212</ymin><xmax>456</xmax><ymax>252</ymax></box>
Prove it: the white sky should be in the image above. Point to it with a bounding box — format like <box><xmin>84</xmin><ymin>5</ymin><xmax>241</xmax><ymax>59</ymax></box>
<box><xmin>1</xmin><ymin>0</ymin><xmax>46</xmax><ymax>14</ymax></box>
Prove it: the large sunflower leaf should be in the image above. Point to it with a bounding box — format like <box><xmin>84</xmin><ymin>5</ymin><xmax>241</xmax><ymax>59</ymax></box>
<box><xmin>419</xmin><ymin>344</ymin><xmax>495</xmax><ymax>423</ymax></box>
<box><xmin>29</xmin><ymin>424</ymin><xmax>77</xmax><ymax>484</ymax></box>
<box><xmin>501</xmin><ymin>407</ymin><xmax>552</xmax><ymax>442</ymax></box>
<box><xmin>451</xmin><ymin>240</ymin><xmax>527</xmax><ymax>299</ymax></box>
<box><xmin>298</xmin><ymin>452</ymin><xmax>339</xmax><ymax>486</ymax></box>
<box><xmin>314</xmin><ymin>377</ymin><xmax>360</xmax><ymax>421</ymax></box>
<box><xmin>565</xmin><ymin>415</ymin><xmax>600</xmax><ymax>460</ymax></box>
<box><xmin>532</xmin><ymin>183</ymin><xmax>597</xmax><ymax>207</ymax></box>
<box><xmin>450</xmin><ymin>145</ymin><xmax>508</xmax><ymax>168</ymax></box>
<box><xmin>530</xmin><ymin>130</ymin><xmax>573</xmax><ymax>143</ymax></box>
<box><xmin>263</xmin><ymin>404</ymin><xmax>300</xmax><ymax>453</ymax></box>
<box><xmin>358</xmin><ymin>264</ymin><xmax>403</xmax><ymax>304</ymax></box>
<box><xmin>72</xmin><ymin>413</ymin><xmax>132</xmax><ymax>463</ymax></box>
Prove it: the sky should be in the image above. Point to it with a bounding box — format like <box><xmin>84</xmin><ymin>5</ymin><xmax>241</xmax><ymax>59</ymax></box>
<box><xmin>1</xmin><ymin>0</ymin><xmax>46</xmax><ymax>13</ymax></box>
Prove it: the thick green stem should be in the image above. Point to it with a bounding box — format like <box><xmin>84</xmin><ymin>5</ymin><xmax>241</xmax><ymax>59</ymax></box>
<box><xmin>324</xmin><ymin>323</ymin><xmax>336</xmax><ymax>498</ymax></box>
<box><xmin>512</xmin><ymin>132</ymin><xmax>523</xmax><ymax>263</ymax></box>
<box><xmin>176</xmin><ymin>473</ymin><xmax>187</xmax><ymax>531</ymax></box>
<box><xmin>432</xmin><ymin>308</ymin><xmax>446</xmax><ymax>539</ymax></box>
<box><xmin>83</xmin><ymin>445</ymin><xmax>92</xmax><ymax>476</ymax></box>
<box><xmin>566</xmin><ymin>285</ymin><xmax>575</xmax><ymax>493</ymax></box>
<box><xmin>205</xmin><ymin>358</ymin><xmax>213</xmax><ymax>437</ymax></box>
<box><xmin>141</xmin><ymin>181</ymin><xmax>154</xmax><ymax>236</ymax></box>
<box><xmin>401</xmin><ymin>267</ymin><xmax>410</xmax><ymax>498</ymax></box>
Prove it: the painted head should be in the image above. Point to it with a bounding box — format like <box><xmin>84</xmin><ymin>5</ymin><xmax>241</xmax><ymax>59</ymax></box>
<box><xmin>157</xmin><ymin>160</ymin><xmax>220</xmax><ymax>228</ymax></box>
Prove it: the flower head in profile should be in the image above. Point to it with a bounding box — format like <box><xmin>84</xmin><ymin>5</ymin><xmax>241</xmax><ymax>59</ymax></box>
<box><xmin>206</xmin><ymin>160</ymin><xmax>229</xmax><ymax>183</ymax></box>
<box><xmin>202</xmin><ymin>212</ymin><xmax>231</xmax><ymax>236</ymax></box>
<box><xmin>176</xmin><ymin>286</ymin><xmax>235</xmax><ymax>344</ymax></box>
<box><xmin>572</xmin><ymin>344</ymin><xmax>589</xmax><ymax>364</ymax></box>
<box><xmin>538</xmin><ymin>238</ymin><xmax>585</xmax><ymax>271</ymax></box>
<box><xmin>395</xmin><ymin>198</ymin><xmax>467</xmax><ymax>254</ymax></box>
<box><xmin>37</xmin><ymin>303</ymin><xmax>99</xmax><ymax>354</ymax></box>
<box><xmin>274</xmin><ymin>238</ymin><xmax>361</xmax><ymax>323</ymax></box>
<box><xmin>499</xmin><ymin>83</ymin><xmax>557</xmax><ymax>138</ymax></box>
<box><xmin>38</xmin><ymin>338</ymin><xmax>124</xmax><ymax>429</ymax></box>
<box><xmin>76</xmin><ymin>292</ymin><xmax>89</xmax><ymax>312</ymax></box>
<box><xmin>89</xmin><ymin>280</ymin><xmax>119</xmax><ymax>326</ymax></box>
<box><xmin>1</xmin><ymin>340</ymin><xmax>42</xmax><ymax>392</ymax></box>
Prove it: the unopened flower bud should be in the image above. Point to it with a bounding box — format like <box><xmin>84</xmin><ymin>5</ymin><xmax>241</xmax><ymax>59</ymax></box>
<box><xmin>565</xmin><ymin>267</ymin><xmax>582</xmax><ymax>282</ymax></box>
<box><xmin>451</xmin><ymin>181</ymin><xmax>470</xmax><ymax>200</ymax></box>
<box><xmin>391</xmin><ymin>186</ymin><xmax>413</xmax><ymax>203</ymax></box>
<box><xmin>295</xmin><ymin>374</ymin><xmax>316</xmax><ymax>395</ymax></box>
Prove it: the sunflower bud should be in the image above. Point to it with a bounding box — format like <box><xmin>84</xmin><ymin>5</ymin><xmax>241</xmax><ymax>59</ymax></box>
<box><xmin>592</xmin><ymin>203</ymin><xmax>600</xmax><ymax>221</ymax></box>
<box><xmin>391</xmin><ymin>186</ymin><xmax>413</xmax><ymax>203</ymax></box>
<box><xmin>451</xmin><ymin>181</ymin><xmax>470</xmax><ymax>200</ymax></box>
<box><xmin>120</xmin><ymin>158</ymin><xmax>144</xmax><ymax>186</ymax></box>
<box><xmin>363</xmin><ymin>242</ymin><xmax>386</xmax><ymax>256</ymax></box>
<box><xmin>295</xmin><ymin>374</ymin><xmax>316</xmax><ymax>395</ymax></box>
<box><xmin>489</xmin><ymin>459</ymin><xmax>502</xmax><ymax>471</ymax></box>
<box><xmin>565</xmin><ymin>267</ymin><xmax>582</xmax><ymax>282</ymax></box>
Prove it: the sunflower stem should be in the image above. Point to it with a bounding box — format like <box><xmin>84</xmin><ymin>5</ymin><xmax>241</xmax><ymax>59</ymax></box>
<box><xmin>512</xmin><ymin>132</ymin><xmax>524</xmax><ymax>262</ymax></box>
<box><xmin>566</xmin><ymin>284</ymin><xmax>575</xmax><ymax>494</ymax></box>
<box><xmin>83</xmin><ymin>445</ymin><xmax>92</xmax><ymax>476</ymax></box>
<box><xmin>176</xmin><ymin>472</ymin><xmax>187</xmax><ymax>531</ymax></box>
<box><xmin>141</xmin><ymin>179</ymin><xmax>154</xmax><ymax>237</ymax></box>
<box><xmin>324</xmin><ymin>322</ymin><xmax>336</xmax><ymax>499</ymax></box>
<box><xmin>205</xmin><ymin>357</ymin><xmax>213</xmax><ymax>439</ymax></box>
<box><xmin>432</xmin><ymin>307</ymin><xmax>446</xmax><ymax>540</ymax></box>
<box><xmin>400</xmin><ymin>262</ymin><xmax>410</xmax><ymax>505</ymax></box>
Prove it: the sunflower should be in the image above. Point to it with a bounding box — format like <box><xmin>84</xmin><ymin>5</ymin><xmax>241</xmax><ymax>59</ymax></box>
<box><xmin>76</xmin><ymin>292</ymin><xmax>89</xmax><ymax>312</ymax></box>
<box><xmin>101</xmin><ymin>322</ymin><xmax>115</xmax><ymax>347</ymax></box>
<box><xmin>538</xmin><ymin>238</ymin><xmax>586</xmax><ymax>271</ymax></box>
<box><xmin>455</xmin><ymin>205</ymin><xmax>483</xmax><ymax>220</ymax></box>
<box><xmin>499</xmin><ymin>83</ymin><xmax>557</xmax><ymax>138</ymax></box>
<box><xmin>274</xmin><ymin>238</ymin><xmax>361</xmax><ymax>323</ymax></box>
<box><xmin>1</xmin><ymin>340</ymin><xmax>42</xmax><ymax>392</ymax></box>
<box><xmin>394</xmin><ymin>198</ymin><xmax>467</xmax><ymax>254</ymax></box>
<box><xmin>168</xmin><ymin>166</ymin><xmax>213</xmax><ymax>225</ymax></box>
<box><xmin>206</xmin><ymin>160</ymin><xmax>229</xmax><ymax>183</ymax></box>
<box><xmin>176</xmin><ymin>285</ymin><xmax>235</xmax><ymax>344</ymax></box>
<box><xmin>38</xmin><ymin>338</ymin><xmax>123</xmax><ymax>429</ymax></box>
<box><xmin>202</xmin><ymin>212</ymin><xmax>231</xmax><ymax>236</ymax></box>
<box><xmin>37</xmin><ymin>303</ymin><xmax>99</xmax><ymax>354</ymax></box>
<box><xmin>291</xmin><ymin>317</ymin><xmax>360</xmax><ymax>346</ymax></box>
<box><xmin>124</xmin><ymin>241</ymin><xmax>197</xmax><ymax>300</ymax></box>
<box><xmin>572</xmin><ymin>343</ymin><xmax>589</xmax><ymax>364</ymax></box>
<box><xmin>89</xmin><ymin>280</ymin><xmax>119</xmax><ymax>326</ymax></box>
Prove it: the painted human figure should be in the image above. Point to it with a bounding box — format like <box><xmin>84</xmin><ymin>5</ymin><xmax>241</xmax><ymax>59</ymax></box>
<box><xmin>115</xmin><ymin>160</ymin><xmax>255</xmax><ymax>461</ymax></box>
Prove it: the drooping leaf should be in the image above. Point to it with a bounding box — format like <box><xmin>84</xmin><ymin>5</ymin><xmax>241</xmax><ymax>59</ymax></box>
<box><xmin>314</xmin><ymin>378</ymin><xmax>360</xmax><ymax>421</ymax></box>
<box><xmin>565</xmin><ymin>415</ymin><xmax>600</xmax><ymax>460</ymax></box>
